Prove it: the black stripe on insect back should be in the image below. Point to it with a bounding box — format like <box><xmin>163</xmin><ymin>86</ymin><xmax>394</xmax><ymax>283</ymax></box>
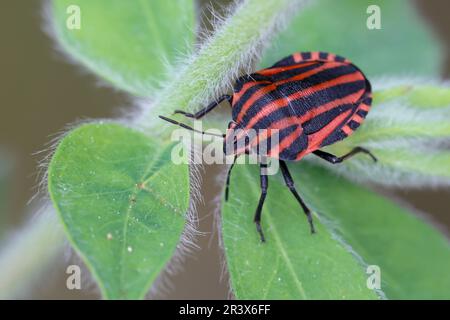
<box><xmin>348</xmin><ymin>120</ymin><xmax>361</xmax><ymax>130</ymax></box>
<box><xmin>320</xmin><ymin>127</ymin><xmax>348</xmax><ymax>147</ymax></box>
<box><xmin>271</xmin><ymin>123</ymin><xmax>298</xmax><ymax>140</ymax></box>
<box><xmin>239</xmin><ymin>80</ymin><xmax>366</xmax><ymax>129</ymax></box>
<box><xmin>242</xmin><ymin>123</ymin><xmax>297</xmax><ymax>154</ymax></box>
<box><xmin>233</xmin><ymin>73</ymin><xmax>270</xmax><ymax>92</ymax></box>
<box><xmin>266</xmin><ymin>61</ymin><xmax>324</xmax><ymax>82</ymax></box>
<box><xmin>319</xmin><ymin>52</ymin><xmax>328</xmax><ymax>59</ymax></box>
<box><xmin>318</xmin><ymin>108</ymin><xmax>356</xmax><ymax>147</ymax></box>
<box><xmin>362</xmin><ymin>95</ymin><xmax>372</xmax><ymax>105</ymax></box>
<box><xmin>302</xmin><ymin>103</ymin><xmax>354</xmax><ymax>135</ymax></box>
<box><xmin>301</xmin><ymin>52</ymin><xmax>312</xmax><ymax>60</ymax></box>
<box><xmin>269</xmin><ymin>52</ymin><xmax>316</xmax><ymax>68</ymax></box>
<box><xmin>275</xmin><ymin>64</ymin><xmax>359</xmax><ymax>96</ymax></box>
<box><xmin>287</xmin><ymin>80</ymin><xmax>366</xmax><ymax>113</ymax></box>
<box><xmin>232</xmin><ymin>63</ymin><xmax>327</xmax><ymax>119</ymax></box>
<box><xmin>271</xmin><ymin>56</ymin><xmax>295</xmax><ymax>67</ymax></box>
<box><xmin>356</xmin><ymin>109</ymin><xmax>368</xmax><ymax>118</ymax></box>
<box><xmin>232</xmin><ymin>82</ymin><xmax>273</xmax><ymax>120</ymax></box>
<box><xmin>239</xmin><ymin>103</ymin><xmax>291</xmax><ymax>130</ymax></box>
<box><xmin>253</xmin><ymin>123</ymin><xmax>307</xmax><ymax>160</ymax></box>
<box><xmin>279</xmin><ymin>131</ymin><xmax>308</xmax><ymax>161</ymax></box>
<box><xmin>237</xmin><ymin>65</ymin><xmax>361</xmax><ymax>126</ymax></box>
<box><xmin>258</xmin><ymin>124</ymin><xmax>298</xmax><ymax>154</ymax></box>
<box><xmin>233</xmin><ymin>62</ymin><xmax>325</xmax><ymax>118</ymax></box>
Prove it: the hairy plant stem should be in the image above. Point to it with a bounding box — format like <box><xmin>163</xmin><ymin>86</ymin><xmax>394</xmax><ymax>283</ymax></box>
<box><xmin>138</xmin><ymin>0</ymin><xmax>306</xmax><ymax>134</ymax></box>
<box><xmin>0</xmin><ymin>205</ymin><xmax>65</xmax><ymax>298</ymax></box>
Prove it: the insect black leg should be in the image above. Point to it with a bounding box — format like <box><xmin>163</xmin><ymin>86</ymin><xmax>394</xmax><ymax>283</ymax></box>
<box><xmin>313</xmin><ymin>146</ymin><xmax>377</xmax><ymax>164</ymax></box>
<box><xmin>225</xmin><ymin>155</ymin><xmax>237</xmax><ymax>202</ymax></box>
<box><xmin>174</xmin><ymin>94</ymin><xmax>232</xmax><ymax>119</ymax></box>
<box><xmin>279</xmin><ymin>160</ymin><xmax>316</xmax><ymax>234</ymax></box>
<box><xmin>254</xmin><ymin>163</ymin><xmax>268</xmax><ymax>242</ymax></box>
<box><xmin>158</xmin><ymin>115</ymin><xmax>225</xmax><ymax>138</ymax></box>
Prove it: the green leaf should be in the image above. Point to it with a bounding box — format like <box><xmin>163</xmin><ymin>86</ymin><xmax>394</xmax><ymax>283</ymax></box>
<box><xmin>50</xmin><ymin>0</ymin><xmax>195</xmax><ymax>96</ymax></box>
<box><xmin>260</xmin><ymin>0</ymin><xmax>442</xmax><ymax>77</ymax></box>
<box><xmin>322</xmin><ymin>145</ymin><xmax>450</xmax><ymax>187</ymax></box>
<box><xmin>48</xmin><ymin>123</ymin><xmax>189</xmax><ymax>299</ymax></box>
<box><xmin>374</xmin><ymin>81</ymin><xmax>450</xmax><ymax>109</ymax></box>
<box><xmin>223</xmin><ymin>162</ymin><xmax>450</xmax><ymax>299</ymax></box>
<box><xmin>222</xmin><ymin>162</ymin><xmax>380</xmax><ymax>300</ymax></box>
<box><xmin>293</xmin><ymin>163</ymin><xmax>450</xmax><ymax>299</ymax></box>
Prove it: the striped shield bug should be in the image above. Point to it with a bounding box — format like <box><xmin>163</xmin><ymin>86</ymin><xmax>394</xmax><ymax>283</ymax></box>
<box><xmin>160</xmin><ymin>51</ymin><xmax>377</xmax><ymax>242</ymax></box>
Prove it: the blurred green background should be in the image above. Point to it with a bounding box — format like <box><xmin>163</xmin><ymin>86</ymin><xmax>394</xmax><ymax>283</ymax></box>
<box><xmin>0</xmin><ymin>0</ymin><xmax>449</xmax><ymax>299</ymax></box>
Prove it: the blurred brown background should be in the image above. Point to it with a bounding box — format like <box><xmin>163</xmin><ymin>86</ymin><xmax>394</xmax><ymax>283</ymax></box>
<box><xmin>0</xmin><ymin>0</ymin><xmax>449</xmax><ymax>299</ymax></box>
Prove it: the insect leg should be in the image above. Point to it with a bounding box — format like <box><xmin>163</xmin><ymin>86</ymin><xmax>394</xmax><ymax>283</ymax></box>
<box><xmin>279</xmin><ymin>160</ymin><xmax>316</xmax><ymax>234</ymax></box>
<box><xmin>158</xmin><ymin>115</ymin><xmax>225</xmax><ymax>138</ymax></box>
<box><xmin>173</xmin><ymin>95</ymin><xmax>232</xmax><ymax>119</ymax></box>
<box><xmin>254</xmin><ymin>163</ymin><xmax>268</xmax><ymax>242</ymax></box>
<box><xmin>225</xmin><ymin>155</ymin><xmax>238</xmax><ymax>202</ymax></box>
<box><xmin>313</xmin><ymin>146</ymin><xmax>377</xmax><ymax>164</ymax></box>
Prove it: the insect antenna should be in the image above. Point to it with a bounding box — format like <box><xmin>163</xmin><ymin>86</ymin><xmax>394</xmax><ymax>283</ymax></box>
<box><xmin>158</xmin><ymin>115</ymin><xmax>225</xmax><ymax>138</ymax></box>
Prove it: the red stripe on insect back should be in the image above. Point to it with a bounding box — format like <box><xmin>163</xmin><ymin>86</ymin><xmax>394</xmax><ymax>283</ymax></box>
<box><xmin>311</xmin><ymin>52</ymin><xmax>320</xmax><ymax>60</ymax></box>
<box><xmin>276</xmin><ymin>126</ymin><xmax>303</xmax><ymax>155</ymax></box>
<box><xmin>257</xmin><ymin>61</ymin><xmax>316</xmax><ymax>76</ymax></box>
<box><xmin>296</xmin><ymin>109</ymin><xmax>353</xmax><ymax>160</ymax></box>
<box><xmin>289</xmin><ymin>71</ymin><xmax>363</xmax><ymax>100</ymax></box>
<box><xmin>359</xmin><ymin>103</ymin><xmax>370</xmax><ymax>112</ymax></box>
<box><xmin>247</xmin><ymin>127</ymin><xmax>281</xmax><ymax>155</ymax></box>
<box><xmin>341</xmin><ymin>125</ymin><xmax>353</xmax><ymax>135</ymax></box>
<box><xmin>233</xmin><ymin>117</ymin><xmax>300</xmax><ymax>154</ymax></box>
<box><xmin>293</xmin><ymin>52</ymin><xmax>302</xmax><ymax>62</ymax></box>
<box><xmin>254</xmin><ymin>118</ymin><xmax>300</xmax><ymax>149</ymax></box>
<box><xmin>352</xmin><ymin>114</ymin><xmax>364</xmax><ymax>124</ymax></box>
<box><xmin>336</xmin><ymin>97</ymin><xmax>371</xmax><ymax>138</ymax></box>
<box><xmin>327</xmin><ymin>53</ymin><xmax>336</xmax><ymax>61</ymax></box>
<box><xmin>236</xmin><ymin>63</ymin><xmax>347</xmax><ymax>123</ymax></box>
<box><xmin>233</xmin><ymin>81</ymin><xmax>271</xmax><ymax>103</ymax></box>
<box><xmin>297</xmin><ymin>89</ymin><xmax>365</xmax><ymax>123</ymax></box>
<box><xmin>242</xmin><ymin>124</ymin><xmax>302</xmax><ymax>157</ymax></box>
<box><xmin>241</xmin><ymin>72</ymin><xmax>365</xmax><ymax>129</ymax></box>
<box><xmin>273</xmin><ymin>62</ymin><xmax>342</xmax><ymax>86</ymax></box>
<box><xmin>235</xmin><ymin>84</ymin><xmax>278</xmax><ymax>122</ymax></box>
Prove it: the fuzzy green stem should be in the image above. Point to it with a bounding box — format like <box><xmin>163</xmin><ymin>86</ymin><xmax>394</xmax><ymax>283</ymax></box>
<box><xmin>138</xmin><ymin>0</ymin><xmax>305</xmax><ymax>132</ymax></box>
<box><xmin>0</xmin><ymin>205</ymin><xmax>65</xmax><ymax>299</ymax></box>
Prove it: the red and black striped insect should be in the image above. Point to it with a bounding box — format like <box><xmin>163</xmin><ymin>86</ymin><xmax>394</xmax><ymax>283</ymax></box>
<box><xmin>160</xmin><ymin>51</ymin><xmax>377</xmax><ymax>242</ymax></box>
